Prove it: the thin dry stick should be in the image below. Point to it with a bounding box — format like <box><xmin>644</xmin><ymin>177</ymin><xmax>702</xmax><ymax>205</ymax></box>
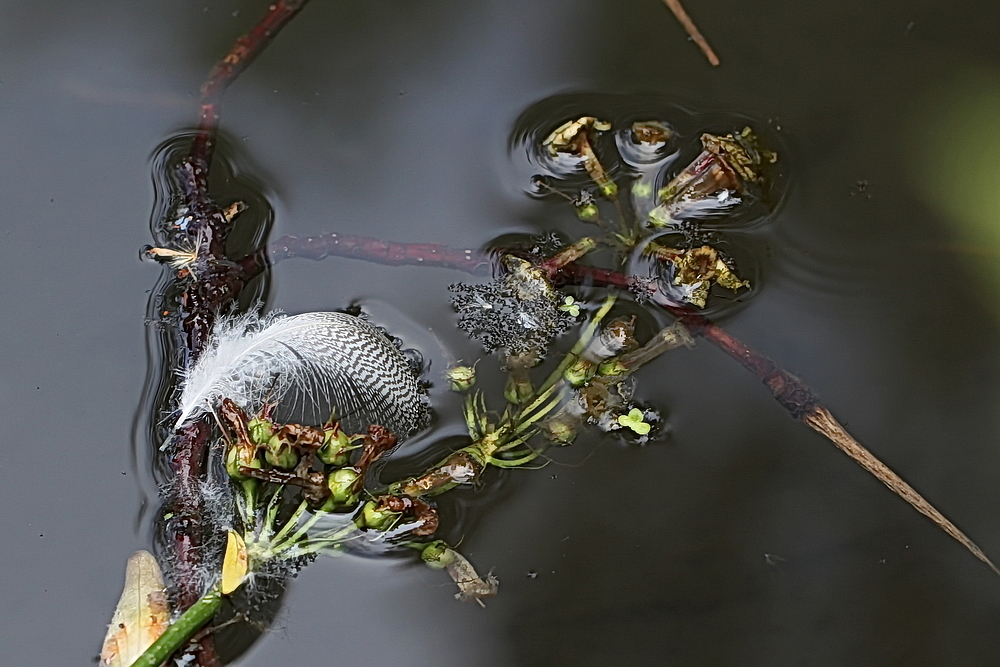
<box><xmin>662</xmin><ymin>0</ymin><xmax>720</xmax><ymax>66</ymax></box>
<box><xmin>263</xmin><ymin>232</ymin><xmax>999</xmax><ymax>574</ymax></box>
<box><xmin>804</xmin><ymin>406</ymin><xmax>1000</xmax><ymax>575</ymax></box>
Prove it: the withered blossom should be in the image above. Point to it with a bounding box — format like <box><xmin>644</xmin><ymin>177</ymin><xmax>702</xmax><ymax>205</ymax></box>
<box><xmin>422</xmin><ymin>542</ymin><xmax>499</xmax><ymax>607</ymax></box>
<box><xmin>631</xmin><ymin>120</ymin><xmax>673</xmax><ymax>145</ymax></box>
<box><xmin>652</xmin><ymin>127</ymin><xmax>776</xmax><ymax>223</ymax></box>
<box><xmin>651</xmin><ymin>244</ymin><xmax>749</xmax><ymax>308</ymax></box>
<box><xmin>542</xmin><ymin>116</ymin><xmax>617</xmax><ymax>196</ymax></box>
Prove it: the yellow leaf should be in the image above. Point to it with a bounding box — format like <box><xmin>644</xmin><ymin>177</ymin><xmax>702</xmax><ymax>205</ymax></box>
<box><xmin>100</xmin><ymin>550</ymin><xmax>170</xmax><ymax>667</ymax></box>
<box><xmin>221</xmin><ymin>529</ymin><xmax>248</xmax><ymax>595</ymax></box>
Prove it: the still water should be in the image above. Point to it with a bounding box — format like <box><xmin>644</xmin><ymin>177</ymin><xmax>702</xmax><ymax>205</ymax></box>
<box><xmin>2</xmin><ymin>0</ymin><xmax>1000</xmax><ymax>665</ymax></box>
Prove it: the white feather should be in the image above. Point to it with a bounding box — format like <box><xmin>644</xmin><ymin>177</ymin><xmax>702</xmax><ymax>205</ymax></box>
<box><xmin>176</xmin><ymin>311</ymin><xmax>428</xmax><ymax>437</ymax></box>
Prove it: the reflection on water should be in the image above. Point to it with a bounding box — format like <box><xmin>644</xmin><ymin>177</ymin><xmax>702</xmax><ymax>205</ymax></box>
<box><xmin>3</xmin><ymin>0</ymin><xmax>1000</xmax><ymax>665</ymax></box>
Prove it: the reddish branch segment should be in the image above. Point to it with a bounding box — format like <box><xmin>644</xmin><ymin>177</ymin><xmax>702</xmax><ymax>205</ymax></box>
<box><xmin>192</xmin><ymin>0</ymin><xmax>309</xmax><ymax>170</ymax></box>
<box><xmin>268</xmin><ymin>232</ymin><xmax>999</xmax><ymax>574</ymax></box>
<box><xmin>259</xmin><ymin>233</ymin><xmax>493</xmax><ymax>275</ymax></box>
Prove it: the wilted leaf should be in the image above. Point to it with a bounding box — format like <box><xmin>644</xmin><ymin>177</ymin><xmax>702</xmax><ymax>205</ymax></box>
<box><xmin>100</xmin><ymin>550</ymin><xmax>170</xmax><ymax>667</ymax></box>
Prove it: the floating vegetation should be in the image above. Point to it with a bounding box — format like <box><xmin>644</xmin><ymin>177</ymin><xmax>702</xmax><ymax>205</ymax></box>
<box><xmin>108</xmin><ymin>5</ymin><xmax>1000</xmax><ymax>664</ymax></box>
<box><xmin>651</xmin><ymin>128</ymin><xmax>776</xmax><ymax>224</ymax></box>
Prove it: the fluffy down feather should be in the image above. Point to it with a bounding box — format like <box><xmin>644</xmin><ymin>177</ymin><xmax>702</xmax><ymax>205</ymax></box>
<box><xmin>176</xmin><ymin>311</ymin><xmax>429</xmax><ymax>438</ymax></box>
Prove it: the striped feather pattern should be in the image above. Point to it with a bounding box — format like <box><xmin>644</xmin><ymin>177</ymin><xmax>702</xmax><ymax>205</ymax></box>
<box><xmin>176</xmin><ymin>311</ymin><xmax>429</xmax><ymax>438</ymax></box>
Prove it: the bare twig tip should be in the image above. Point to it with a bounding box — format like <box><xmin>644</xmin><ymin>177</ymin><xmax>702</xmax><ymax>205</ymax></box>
<box><xmin>662</xmin><ymin>0</ymin><xmax>720</xmax><ymax>66</ymax></box>
<box><xmin>803</xmin><ymin>406</ymin><xmax>999</xmax><ymax>576</ymax></box>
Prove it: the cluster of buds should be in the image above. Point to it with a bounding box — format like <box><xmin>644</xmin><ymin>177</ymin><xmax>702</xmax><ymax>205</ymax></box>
<box><xmin>219</xmin><ymin>398</ymin><xmax>390</xmax><ymax>513</ymax></box>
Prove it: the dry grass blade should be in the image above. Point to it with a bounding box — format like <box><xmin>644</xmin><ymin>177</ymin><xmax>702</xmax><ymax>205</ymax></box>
<box><xmin>803</xmin><ymin>406</ymin><xmax>1000</xmax><ymax>575</ymax></box>
<box><xmin>662</xmin><ymin>0</ymin><xmax>720</xmax><ymax>66</ymax></box>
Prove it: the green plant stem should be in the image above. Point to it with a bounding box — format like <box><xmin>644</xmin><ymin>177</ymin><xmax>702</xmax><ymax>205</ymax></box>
<box><xmin>276</xmin><ymin>509</ymin><xmax>328</xmax><ymax>552</ymax></box>
<box><xmin>269</xmin><ymin>499</ymin><xmax>309</xmax><ymax>546</ymax></box>
<box><xmin>533</xmin><ymin>295</ymin><xmax>616</xmax><ymax>402</ymax></box>
<box><xmin>130</xmin><ymin>587</ymin><xmax>223</xmax><ymax>667</ymax></box>
<box><xmin>260</xmin><ymin>484</ymin><xmax>286</xmax><ymax>542</ymax></box>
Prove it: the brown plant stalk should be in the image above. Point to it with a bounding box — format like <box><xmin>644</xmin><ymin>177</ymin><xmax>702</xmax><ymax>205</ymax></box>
<box><xmin>265</xmin><ymin>231</ymin><xmax>999</xmax><ymax>574</ymax></box>
<box><xmin>662</xmin><ymin>0</ymin><xmax>720</xmax><ymax>67</ymax></box>
<box><xmin>152</xmin><ymin>3</ymin><xmax>311</xmax><ymax>665</ymax></box>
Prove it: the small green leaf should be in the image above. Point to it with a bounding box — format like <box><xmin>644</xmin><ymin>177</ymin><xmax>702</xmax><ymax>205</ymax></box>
<box><xmin>559</xmin><ymin>296</ymin><xmax>580</xmax><ymax>317</ymax></box>
<box><xmin>617</xmin><ymin>408</ymin><xmax>651</xmax><ymax>435</ymax></box>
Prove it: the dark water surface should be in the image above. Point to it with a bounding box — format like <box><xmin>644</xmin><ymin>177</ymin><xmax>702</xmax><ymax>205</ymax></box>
<box><xmin>3</xmin><ymin>1</ymin><xmax>1000</xmax><ymax>665</ymax></box>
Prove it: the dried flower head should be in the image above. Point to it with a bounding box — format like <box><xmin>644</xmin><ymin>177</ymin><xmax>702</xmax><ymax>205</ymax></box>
<box><xmin>450</xmin><ymin>256</ymin><xmax>576</xmax><ymax>357</ymax></box>
<box><xmin>651</xmin><ymin>244</ymin><xmax>749</xmax><ymax>308</ymax></box>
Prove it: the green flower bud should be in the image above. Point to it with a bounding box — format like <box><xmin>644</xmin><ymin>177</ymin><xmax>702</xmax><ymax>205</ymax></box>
<box><xmin>600</xmin><ymin>181</ymin><xmax>618</xmax><ymax>198</ymax></box>
<box><xmin>247</xmin><ymin>417</ymin><xmax>274</xmax><ymax>446</ymax></box>
<box><xmin>321</xmin><ymin>468</ymin><xmax>361</xmax><ymax>511</ymax></box>
<box><xmin>264</xmin><ymin>433</ymin><xmax>299</xmax><ymax>469</ymax></box>
<box><xmin>446</xmin><ymin>365</ymin><xmax>477</xmax><ymax>392</ymax></box>
<box><xmin>225</xmin><ymin>443</ymin><xmax>260</xmax><ymax>480</ymax></box>
<box><xmin>597</xmin><ymin>358</ymin><xmax>629</xmax><ymax>377</ymax></box>
<box><xmin>358</xmin><ymin>500</ymin><xmax>399</xmax><ymax>531</ymax></box>
<box><xmin>575</xmin><ymin>202</ymin><xmax>599</xmax><ymax>222</ymax></box>
<box><xmin>631</xmin><ymin>180</ymin><xmax>653</xmax><ymax>198</ymax></box>
<box><xmin>420</xmin><ymin>540</ymin><xmax>454</xmax><ymax>570</ymax></box>
<box><xmin>563</xmin><ymin>358</ymin><xmax>595</xmax><ymax>387</ymax></box>
<box><xmin>504</xmin><ymin>374</ymin><xmax>533</xmax><ymax>405</ymax></box>
<box><xmin>318</xmin><ymin>427</ymin><xmax>351</xmax><ymax>466</ymax></box>
<box><xmin>545</xmin><ymin>414</ymin><xmax>578</xmax><ymax>445</ymax></box>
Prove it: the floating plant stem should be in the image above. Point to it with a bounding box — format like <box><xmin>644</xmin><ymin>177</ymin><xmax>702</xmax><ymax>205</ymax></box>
<box><xmin>533</xmin><ymin>295</ymin><xmax>617</xmax><ymax>400</ymax></box>
<box><xmin>129</xmin><ymin>587</ymin><xmax>224</xmax><ymax>667</ymax></box>
<box><xmin>803</xmin><ymin>406</ymin><xmax>1000</xmax><ymax>575</ymax></box>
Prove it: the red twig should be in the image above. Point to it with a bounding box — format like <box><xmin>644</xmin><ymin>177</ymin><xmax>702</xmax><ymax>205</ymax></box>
<box><xmin>249</xmin><ymin>232</ymin><xmax>493</xmax><ymax>275</ymax></box>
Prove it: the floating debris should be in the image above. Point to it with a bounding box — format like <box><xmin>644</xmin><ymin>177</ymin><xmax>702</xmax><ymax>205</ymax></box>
<box><xmin>177</xmin><ymin>311</ymin><xmax>429</xmax><ymax>437</ymax></box>
<box><xmin>651</xmin><ymin>244</ymin><xmax>749</xmax><ymax>308</ymax></box>
<box><xmin>543</xmin><ymin>116</ymin><xmax>617</xmax><ymax>196</ymax></box>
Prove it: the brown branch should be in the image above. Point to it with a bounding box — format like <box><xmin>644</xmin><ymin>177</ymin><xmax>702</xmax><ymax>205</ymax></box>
<box><xmin>152</xmin><ymin>3</ymin><xmax>311</xmax><ymax>666</ymax></box>
<box><xmin>269</xmin><ymin>233</ymin><xmax>999</xmax><ymax>573</ymax></box>
<box><xmin>245</xmin><ymin>232</ymin><xmax>493</xmax><ymax>276</ymax></box>
<box><xmin>662</xmin><ymin>0</ymin><xmax>720</xmax><ymax>67</ymax></box>
<box><xmin>192</xmin><ymin>0</ymin><xmax>310</xmax><ymax>172</ymax></box>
